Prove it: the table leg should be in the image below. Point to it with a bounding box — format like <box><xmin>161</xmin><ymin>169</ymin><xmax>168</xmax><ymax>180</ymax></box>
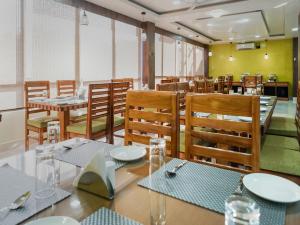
<box><xmin>58</xmin><ymin>110</ymin><xmax>70</xmax><ymax>141</ymax></box>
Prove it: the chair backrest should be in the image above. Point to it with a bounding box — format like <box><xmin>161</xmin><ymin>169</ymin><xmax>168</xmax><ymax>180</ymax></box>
<box><xmin>176</xmin><ymin>82</ymin><xmax>190</xmax><ymax>111</ymax></box>
<box><xmin>195</xmin><ymin>75</ymin><xmax>205</xmax><ymax>81</ymax></box>
<box><xmin>185</xmin><ymin>76</ymin><xmax>194</xmax><ymax>81</ymax></box>
<box><xmin>243</xmin><ymin>76</ymin><xmax>257</xmax><ymax>89</ymax></box>
<box><xmin>124</xmin><ymin>90</ymin><xmax>180</xmax><ymax>157</ymax></box>
<box><xmin>86</xmin><ymin>83</ymin><xmax>112</xmax><ymax>139</ymax></box>
<box><xmin>161</xmin><ymin>79</ymin><xmax>173</xmax><ymax>84</ymax></box>
<box><xmin>112</xmin><ymin>81</ymin><xmax>130</xmax><ymax>117</ymax></box>
<box><xmin>205</xmin><ymin>79</ymin><xmax>215</xmax><ymax>93</ymax></box>
<box><xmin>256</xmin><ymin>75</ymin><xmax>263</xmax><ymax>85</ymax></box>
<box><xmin>185</xmin><ymin>93</ymin><xmax>260</xmax><ymax>173</ymax></box>
<box><xmin>165</xmin><ymin>76</ymin><xmax>180</xmax><ymax>83</ymax></box>
<box><xmin>111</xmin><ymin>78</ymin><xmax>134</xmax><ymax>89</ymax></box>
<box><xmin>226</xmin><ymin>75</ymin><xmax>233</xmax><ymax>91</ymax></box>
<box><xmin>57</xmin><ymin>80</ymin><xmax>76</xmax><ymax>97</ymax></box>
<box><xmin>24</xmin><ymin>81</ymin><xmax>50</xmax><ymax>118</ymax></box>
<box><xmin>194</xmin><ymin>80</ymin><xmax>205</xmax><ymax>93</ymax></box>
<box><xmin>217</xmin><ymin>76</ymin><xmax>225</xmax><ymax>93</ymax></box>
<box><xmin>156</xmin><ymin>83</ymin><xmax>176</xmax><ymax>91</ymax></box>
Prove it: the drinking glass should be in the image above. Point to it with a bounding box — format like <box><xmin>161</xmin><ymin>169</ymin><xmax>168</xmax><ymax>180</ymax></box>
<box><xmin>229</xmin><ymin>90</ymin><xmax>234</xmax><ymax>95</ymax></box>
<box><xmin>225</xmin><ymin>195</ymin><xmax>260</xmax><ymax>225</ymax></box>
<box><xmin>149</xmin><ymin>138</ymin><xmax>166</xmax><ymax>225</ymax></box>
<box><xmin>35</xmin><ymin>145</ymin><xmax>56</xmax><ymax>199</ymax></box>
<box><xmin>47</xmin><ymin>121</ymin><xmax>60</xmax><ymax>144</ymax></box>
<box><xmin>237</xmin><ymin>87</ymin><xmax>243</xmax><ymax>95</ymax></box>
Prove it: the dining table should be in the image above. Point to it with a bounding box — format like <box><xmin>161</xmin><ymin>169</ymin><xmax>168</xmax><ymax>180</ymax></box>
<box><xmin>27</xmin><ymin>98</ymin><xmax>88</xmax><ymax>140</ymax></box>
<box><xmin>0</xmin><ymin>140</ymin><xmax>299</xmax><ymax>225</ymax></box>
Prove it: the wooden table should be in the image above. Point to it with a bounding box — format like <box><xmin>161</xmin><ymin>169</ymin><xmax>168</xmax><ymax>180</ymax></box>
<box><xmin>27</xmin><ymin>100</ymin><xmax>87</xmax><ymax>140</ymax></box>
<box><xmin>1</xmin><ymin>149</ymin><xmax>299</xmax><ymax>225</ymax></box>
<box><xmin>261</xmin><ymin>96</ymin><xmax>277</xmax><ymax>134</ymax></box>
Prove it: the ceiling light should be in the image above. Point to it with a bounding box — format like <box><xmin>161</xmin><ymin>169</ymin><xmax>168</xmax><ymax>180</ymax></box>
<box><xmin>208</xmin><ymin>9</ymin><xmax>227</xmax><ymax>18</ymax></box>
<box><xmin>264</xmin><ymin>53</ymin><xmax>269</xmax><ymax>60</ymax></box>
<box><xmin>255</xmin><ymin>35</ymin><xmax>261</xmax><ymax>38</ymax></box>
<box><xmin>172</xmin><ymin>0</ymin><xmax>182</xmax><ymax>5</ymax></box>
<box><xmin>189</xmin><ymin>34</ymin><xmax>194</xmax><ymax>37</ymax></box>
<box><xmin>274</xmin><ymin>2</ymin><xmax>288</xmax><ymax>9</ymax></box>
<box><xmin>292</xmin><ymin>27</ymin><xmax>298</xmax><ymax>32</ymax></box>
<box><xmin>229</xmin><ymin>56</ymin><xmax>233</xmax><ymax>61</ymax></box>
<box><xmin>80</xmin><ymin>10</ymin><xmax>89</xmax><ymax>26</ymax></box>
<box><xmin>229</xmin><ymin>37</ymin><xmax>234</xmax><ymax>41</ymax></box>
<box><xmin>208</xmin><ymin>51</ymin><xmax>213</xmax><ymax>57</ymax></box>
<box><xmin>236</xmin><ymin>18</ymin><xmax>250</xmax><ymax>24</ymax></box>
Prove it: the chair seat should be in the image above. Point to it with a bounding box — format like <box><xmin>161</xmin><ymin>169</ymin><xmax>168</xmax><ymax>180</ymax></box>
<box><xmin>27</xmin><ymin>116</ymin><xmax>57</xmax><ymax>129</ymax></box>
<box><xmin>261</xmin><ymin>145</ymin><xmax>300</xmax><ymax>176</ymax></box>
<box><xmin>262</xmin><ymin>135</ymin><xmax>299</xmax><ymax>151</ymax></box>
<box><xmin>67</xmin><ymin>119</ymin><xmax>107</xmax><ymax>135</ymax></box>
<box><xmin>70</xmin><ymin>110</ymin><xmax>87</xmax><ymax>122</ymax></box>
<box><xmin>267</xmin><ymin>116</ymin><xmax>297</xmax><ymax>137</ymax></box>
<box><xmin>96</xmin><ymin>116</ymin><xmax>124</xmax><ymax>127</ymax></box>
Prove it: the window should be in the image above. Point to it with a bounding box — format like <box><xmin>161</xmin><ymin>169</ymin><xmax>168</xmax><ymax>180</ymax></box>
<box><xmin>155</xmin><ymin>34</ymin><xmax>162</xmax><ymax>76</ymax></box>
<box><xmin>195</xmin><ymin>47</ymin><xmax>204</xmax><ymax>75</ymax></box>
<box><xmin>186</xmin><ymin>43</ymin><xmax>194</xmax><ymax>76</ymax></box>
<box><xmin>115</xmin><ymin>21</ymin><xmax>139</xmax><ymax>79</ymax></box>
<box><xmin>162</xmin><ymin>36</ymin><xmax>175</xmax><ymax>76</ymax></box>
<box><xmin>24</xmin><ymin>0</ymin><xmax>75</xmax><ymax>81</ymax></box>
<box><xmin>80</xmin><ymin>11</ymin><xmax>112</xmax><ymax>81</ymax></box>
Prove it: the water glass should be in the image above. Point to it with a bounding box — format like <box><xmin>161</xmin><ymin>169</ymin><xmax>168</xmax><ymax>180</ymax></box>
<box><xmin>35</xmin><ymin>145</ymin><xmax>56</xmax><ymax>199</ymax></box>
<box><xmin>47</xmin><ymin>121</ymin><xmax>60</xmax><ymax>144</ymax></box>
<box><xmin>229</xmin><ymin>90</ymin><xmax>234</xmax><ymax>95</ymax></box>
<box><xmin>149</xmin><ymin>138</ymin><xmax>167</xmax><ymax>225</ymax></box>
<box><xmin>225</xmin><ymin>195</ymin><xmax>260</xmax><ymax>225</ymax></box>
<box><xmin>237</xmin><ymin>87</ymin><xmax>243</xmax><ymax>95</ymax></box>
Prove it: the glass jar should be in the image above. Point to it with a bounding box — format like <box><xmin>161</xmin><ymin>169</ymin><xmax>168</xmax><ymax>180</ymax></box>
<box><xmin>47</xmin><ymin>121</ymin><xmax>60</xmax><ymax>144</ymax></box>
<box><xmin>35</xmin><ymin>145</ymin><xmax>56</xmax><ymax>199</ymax></box>
<box><xmin>149</xmin><ymin>138</ymin><xmax>166</xmax><ymax>225</ymax></box>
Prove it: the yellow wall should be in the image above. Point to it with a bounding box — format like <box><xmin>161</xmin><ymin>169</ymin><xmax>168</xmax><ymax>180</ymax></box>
<box><xmin>209</xmin><ymin>39</ymin><xmax>293</xmax><ymax>96</ymax></box>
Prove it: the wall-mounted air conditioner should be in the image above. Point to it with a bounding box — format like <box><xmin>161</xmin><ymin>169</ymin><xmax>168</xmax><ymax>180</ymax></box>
<box><xmin>236</xmin><ymin>43</ymin><xmax>256</xmax><ymax>50</ymax></box>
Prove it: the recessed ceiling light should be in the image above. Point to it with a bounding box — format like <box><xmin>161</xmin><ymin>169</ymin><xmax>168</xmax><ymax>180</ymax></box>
<box><xmin>172</xmin><ymin>0</ymin><xmax>182</xmax><ymax>5</ymax></box>
<box><xmin>189</xmin><ymin>34</ymin><xmax>194</xmax><ymax>37</ymax></box>
<box><xmin>292</xmin><ymin>27</ymin><xmax>298</xmax><ymax>32</ymax></box>
<box><xmin>255</xmin><ymin>35</ymin><xmax>261</xmax><ymax>38</ymax></box>
<box><xmin>229</xmin><ymin>37</ymin><xmax>234</xmax><ymax>41</ymax></box>
<box><xmin>208</xmin><ymin>9</ymin><xmax>227</xmax><ymax>18</ymax></box>
<box><xmin>274</xmin><ymin>2</ymin><xmax>288</xmax><ymax>9</ymax></box>
<box><xmin>236</xmin><ymin>18</ymin><xmax>250</xmax><ymax>24</ymax></box>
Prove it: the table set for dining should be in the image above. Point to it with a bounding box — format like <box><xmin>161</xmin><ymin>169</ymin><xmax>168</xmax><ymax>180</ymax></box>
<box><xmin>0</xmin><ymin>136</ymin><xmax>299</xmax><ymax>225</ymax></box>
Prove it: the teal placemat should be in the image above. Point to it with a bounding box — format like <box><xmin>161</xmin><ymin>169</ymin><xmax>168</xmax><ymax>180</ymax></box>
<box><xmin>81</xmin><ymin>207</ymin><xmax>143</xmax><ymax>225</ymax></box>
<box><xmin>138</xmin><ymin>159</ymin><xmax>286</xmax><ymax>225</ymax></box>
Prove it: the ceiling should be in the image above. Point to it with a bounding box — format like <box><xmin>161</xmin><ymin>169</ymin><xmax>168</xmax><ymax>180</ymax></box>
<box><xmin>88</xmin><ymin>0</ymin><xmax>300</xmax><ymax>44</ymax></box>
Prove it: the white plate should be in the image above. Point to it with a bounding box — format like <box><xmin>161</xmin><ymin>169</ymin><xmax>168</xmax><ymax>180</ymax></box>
<box><xmin>195</xmin><ymin>112</ymin><xmax>211</xmax><ymax>118</ymax></box>
<box><xmin>25</xmin><ymin>216</ymin><xmax>80</xmax><ymax>225</ymax></box>
<box><xmin>260</xmin><ymin>96</ymin><xmax>271</xmax><ymax>100</ymax></box>
<box><xmin>238</xmin><ymin>116</ymin><xmax>252</xmax><ymax>122</ymax></box>
<box><xmin>260</xmin><ymin>101</ymin><xmax>269</xmax><ymax>105</ymax></box>
<box><xmin>243</xmin><ymin>173</ymin><xmax>300</xmax><ymax>203</ymax></box>
<box><xmin>260</xmin><ymin>107</ymin><xmax>267</xmax><ymax>112</ymax></box>
<box><xmin>110</xmin><ymin>146</ymin><xmax>147</xmax><ymax>162</ymax></box>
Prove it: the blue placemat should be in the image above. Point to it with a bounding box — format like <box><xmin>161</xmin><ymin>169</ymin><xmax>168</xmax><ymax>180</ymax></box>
<box><xmin>0</xmin><ymin>165</ymin><xmax>71</xmax><ymax>225</ymax></box>
<box><xmin>81</xmin><ymin>207</ymin><xmax>143</xmax><ymax>225</ymax></box>
<box><xmin>55</xmin><ymin>141</ymin><xmax>126</xmax><ymax>170</ymax></box>
<box><xmin>138</xmin><ymin>158</ymin><xmax>286</xmax><ymax>225</ymax></box>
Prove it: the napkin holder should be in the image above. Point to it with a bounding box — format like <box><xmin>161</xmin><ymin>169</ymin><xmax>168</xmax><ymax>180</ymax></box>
<box><xmin>73</xmin><ymin>152</ymin><xmax>115</xmax><ymax>200</ymax></box>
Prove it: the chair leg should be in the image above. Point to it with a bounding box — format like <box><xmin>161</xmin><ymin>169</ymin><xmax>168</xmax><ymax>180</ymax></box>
<box><xmin>25</xmin><ymin>128</ymin><xmax>29</xmax><ymax>151</ymax></box>
<box><xmin>38</xmin><ymin>129</ymin><xmax>44</xmax><ymax>145</ymax></box>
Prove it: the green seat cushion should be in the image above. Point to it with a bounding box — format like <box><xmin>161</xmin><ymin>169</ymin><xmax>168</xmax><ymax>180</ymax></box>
<box><xmin>271</xmin><ymin>116</ymin><xmax>295</xmax><ymax>123</ymax></box>
<box><xmin>96</xmin><ymin>116</ymin><xmax>124</xmax><ymax>127</ymax></box>
<box><xmin>66</xmin><ymin>119</ymin><xmax>107</xmax><ymax>135</ymax></box>
<box><xmin>262</xmin><ymin>135</ymin><xmax>299</xmax><ymax>151</ymax></box>
<box><xmin>27</xmin><ymin>116</ymin><xmax>57</xmax><ymax>128</ymax></box>
<box><xmin>267</xmin><ymin>117</ymin><xmax>297</xmax><ymax>137</ymax></box>
<box><xmin>70</xmin><ymin>110</ymin><xmax>87</xmax><ymax>122</ymax></box>
<box><xmin>261</xmin><ymin>145</ymin><xmax>300</xmax><ymax>176</ymax></box>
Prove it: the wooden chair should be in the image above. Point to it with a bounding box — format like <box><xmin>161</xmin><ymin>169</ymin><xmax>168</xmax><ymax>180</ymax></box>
<box><xmin>256</xmin><ymin>75</ymin><xmax>263</xmax><ymax>85</ymax></box>
<box><xmin>185</xmin><ymin>93</ymin><xmax>260</xmax><ymax>173</ymax></box>
<box><xmin>217</xmin><ymin>76</ymin><xmax>225</xmax><ymax>93</ymax></box>
<box><xmin>24</xmin><ymin>81</ymin><xmax>56</xmax><ymax>150</ymax></box>
<box><xmin>57</xmin><ymin>80</ymin><xmax>76</xmax><ymax>97</ymax></box>
<box><xmin>161</xmin><ymin>79</ymin><xmax>173</xmax><ymax>84</ymax></box>
<box><xmin>224</xmin><ymin>75</ymin><xmax>233</xmax><ymax>94</ymax></box>
<box><xmin>243</xmin><ymin>76</ymin><xmax>257</xmax><ymax>90</ymax></box>
<box><xmin>205</xmin><ymin>79</ymin><xmax>215</xmax><ymax>93</ymax></box>
<box><xmin>124</xmin><ymin>90</ymin><xmax>180</xmax><ymax>157</ymax></box>
<box><xmin>111</xmin><ymin>81</ymin><xmax>130</xmax><ymax>143</ymax></box>
<box><xmin>66</xmin><ymin>83</ymin><xmax>112</xmax><ymax>142</ymax></box>
<box><xmin>194</xmin><ymin>80</ymin><xmax>205</xmax><ymax>93</ymax></box>
<box><xmin>185</xmin><ymin>76</ymin><xmax>194</xmax><ymax>82</ymax></box>
<box><xmin>165</xmin><ymin>76</ymin><xmax>180</xmax><ymax>83</ymax></box>
<box><xmin>111</xmin><ymin>78</ymin><xmax>134</xmax><ymax>89</ymax></box>
<box><xmin>177</xmin><ymin>82</ymin><xmax>190</xmax><ymax>125</ymax></box>
<box><xmin>156</xmin><ymin>83</ymin><xmax>176</xmax><ymax>91</ymax></box>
